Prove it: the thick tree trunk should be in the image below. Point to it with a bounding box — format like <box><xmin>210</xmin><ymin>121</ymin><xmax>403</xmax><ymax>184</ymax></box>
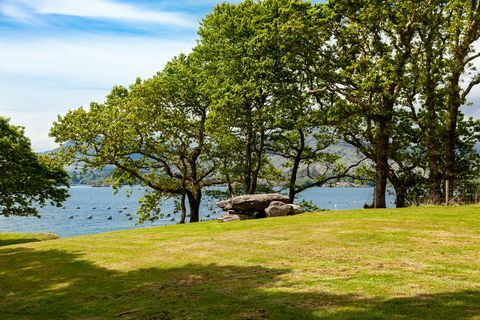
<box><xmin>374</xmin><ymin>121</ymin><xmax>389</xmax><ymax>208</ymax></box>
<box><xmin>394</xmin><ymin>185</ymin><xmax>406</xmax><ymax>208</ymax></box>
<box><xmin>423</xmin><ymin>44</ymin><xmax>444</xmax><ymax>204</ymax></box>
<box><xmin>445</xmin><ymin>81</ymin><xmax>461</xmax><ymax>199</ymax></box>
<box><xmin>288</xmin><ymin>129</ymin><xmax>305</xmax><ymax>204</ymax></box>
<box><xmin>187</xmin><ymin>189</ymin><xmax>202</xmax><ymax>223</ymax></box>
<box><xmin>179</xmin><ymin>191</ymin><xmax>186</xmax><ymax>224</ymax></box>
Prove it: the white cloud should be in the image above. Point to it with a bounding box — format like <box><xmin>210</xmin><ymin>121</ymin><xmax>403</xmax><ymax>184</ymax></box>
<box><xmin>0</xmin><ymin>35</ymin><xmax>195</xmax><ymax>151</ymax></box>
<box><xmin>0</xmin><ymin>0</ymin><xmax>196</xmax><ymax>28</ymax></box>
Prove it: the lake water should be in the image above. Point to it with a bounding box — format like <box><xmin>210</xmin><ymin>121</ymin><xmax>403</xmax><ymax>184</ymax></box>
<box><xmin>0</xmin><ymin>186</ymin><xmax>395</xmax><ymax>237</ymax></box>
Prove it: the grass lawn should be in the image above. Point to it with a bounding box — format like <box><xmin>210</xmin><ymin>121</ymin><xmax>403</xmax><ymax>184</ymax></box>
<box><xmin>0</xmin><ymin>232</ymin><xmax>59</xmax><ymax>247</ymax></box>
<box><xmin>1</xmin><ymin>206</ymin><xmax>480</xmax><ymax>319</ymax></box>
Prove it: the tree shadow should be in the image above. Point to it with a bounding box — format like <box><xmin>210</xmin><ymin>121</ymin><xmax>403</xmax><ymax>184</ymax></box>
<box><xmin>0</xmin><ymin>247</ymin><xmax>480</xmax><ymax>319</ymax></box>
<box><xmin>0</xmin><ymin>238</ymin><xmax>43</xmax><ymax>246</ymax></box>
<box><xmin>0</xmin><ymin>233</ymin><xmax>58</xmax><ymax>247</ymax></box>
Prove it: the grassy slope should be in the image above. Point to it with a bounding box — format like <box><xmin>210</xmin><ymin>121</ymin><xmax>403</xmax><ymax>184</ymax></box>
<box><xmin>1</xmin><ymin>206</ymin><xmax>480</xmax><ymax>319</ymax></box>
<box><xmin>0</xmin><ymin>232</ymin><xmax>59</xmax><ymax>247</ymax></box>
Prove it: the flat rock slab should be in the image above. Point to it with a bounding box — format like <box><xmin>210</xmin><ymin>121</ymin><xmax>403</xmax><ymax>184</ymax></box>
<box><xmin>217</xmin><ymin>213</ymin><xmax>254</xmax><ymax>223</ymax></box>
<box><xmin>217</xmin><ymin>193</ymin><xmax>290</xmax><ymax>212</ymax></box>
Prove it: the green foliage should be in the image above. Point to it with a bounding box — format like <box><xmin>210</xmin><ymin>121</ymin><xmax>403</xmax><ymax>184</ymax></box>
<box><xmin>0</xmin><ymin>117</ymin><xmax>69</xmax><ymax>217</ymax></box>
<box><xmin>49</xmin><ymin>0</ymin><xmax>480</xmax><ymax>212</ymax></box>
<box><xmin>296</xmin><ymin>199</ymin><xmax>323</xmax><ymax>212</ymax></box>
<box><xmin>50</xmin><ymin>54</ymin><xmax>220</xmax><ymax>222</ymax></box>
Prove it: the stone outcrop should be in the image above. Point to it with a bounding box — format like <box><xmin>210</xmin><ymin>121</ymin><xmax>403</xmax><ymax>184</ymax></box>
<box><xmin>265</xmin><ymin>201</ymin><xmax>303</xmax><ymax>217</ymax></box>
<box><xmin>217</xmin><ymin>193</ymin><xmax>303</xmax><ymax>222</ymax></box>
<box><xmin>217</xmin><ymin>193</ymin><xmax>290</xmax><ymax>212</ymax></box>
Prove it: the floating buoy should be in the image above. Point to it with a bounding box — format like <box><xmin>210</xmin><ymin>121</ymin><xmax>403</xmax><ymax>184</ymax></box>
<box><xmin>107</xmin><ymin>216</ymin><xmax>112</xmax><ymax>220</ymax></box>
<box><xmin>86</xmin><ymin>215</ymin><xmax>93</xmax><ymax>219</ymax></box>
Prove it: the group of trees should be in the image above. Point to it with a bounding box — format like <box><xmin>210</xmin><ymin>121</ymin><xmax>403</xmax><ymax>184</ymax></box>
<box><xmin>49</xmin><ymin>0</ymin><xmax>480</xmax><ymax>222</ymax></box>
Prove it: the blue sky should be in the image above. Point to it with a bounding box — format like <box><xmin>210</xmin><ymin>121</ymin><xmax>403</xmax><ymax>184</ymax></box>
<box><xmin>0</xmin><ymin>0</ymin><xmax>237</xmax><ymax>151</ymax></box>
<box><xmin>0</xmin><ymin>0</ymin><xmax>478</xmax><ymax>151</ymax></box>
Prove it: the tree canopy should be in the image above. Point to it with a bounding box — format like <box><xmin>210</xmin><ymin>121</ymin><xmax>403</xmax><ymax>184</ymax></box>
<box><xmin>0</xmin><ymin>117</ymin><xmax>69</xmax><ymax>217</ymax></box>
<box><xmin>49</xmin><ymin>0</ymin><xmax>480</xmax><ymax>222</ymax></box>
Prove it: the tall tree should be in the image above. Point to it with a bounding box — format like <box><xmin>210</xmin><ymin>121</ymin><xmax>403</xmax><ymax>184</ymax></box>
<box><xmin>320</xmin><ymin>0</ymin><xmax>417</xmax><ymax>208</ymax></box>
<box><xmin>198</xmin><ymin>0</ymin><xmax>274</xmax><ymax>195</ymax></box>
<box><xmin>0</xmin><ymin>117</ymin><xmax>69</xmax><ymax>217</ymax></box>
<box><xmin>443</xmin><ymin>0</ymin><xmax>480</xmax><ymax>194</ymax></box>
<box><xmin>51</xmin><ymin>53</ymin><xmax>220</xmax><ymax>223</ymax></box>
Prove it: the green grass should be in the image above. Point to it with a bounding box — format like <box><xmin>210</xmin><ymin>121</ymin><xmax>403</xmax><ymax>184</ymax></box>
<box><xmin>0</xmin><ymin>232</ymin><xmax>59</xmax><ymax>246</ymax></box>
<box><xmin>1</xmin><ymin>206</ymin><xmax>480</xmax><ymax>319</ymax></box>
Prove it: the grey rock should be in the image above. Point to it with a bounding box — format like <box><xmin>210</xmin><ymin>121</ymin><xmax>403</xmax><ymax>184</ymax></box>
<box><xmin>217</xmin><ymin>213</ymin><xmax>240</xmax><ymax>223</ymax></box>
<box><xmin>217</xmin><ymin>213</ymin><xmax>255</xmax><ymax>223</ymax></box>
<box><xmin>265</xmin><ymin>201</ymin><xmax>304</xmax><ymax>217</ymax></box>
<box><xmin>217</xmin><ymin>193</ymin><xmax>289</xmax><ymax>213</ymax></box>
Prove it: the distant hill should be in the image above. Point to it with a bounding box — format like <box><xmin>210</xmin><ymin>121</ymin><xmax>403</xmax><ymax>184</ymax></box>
<box><xmin>41</xmin><ymin>141</ymin><xmax>363</xmax><ymax>186</ymax></box>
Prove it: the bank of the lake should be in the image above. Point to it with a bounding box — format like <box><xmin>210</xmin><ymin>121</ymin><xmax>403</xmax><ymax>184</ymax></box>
<box><xmin>0</xmin><ymin>186</ymin><xmax>395</xmax><ymax>237</ymax></box>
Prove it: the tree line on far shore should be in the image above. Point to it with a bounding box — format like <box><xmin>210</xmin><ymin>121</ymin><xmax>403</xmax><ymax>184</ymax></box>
<box><xmin>41</xmin><ymin>0</ymin><xmax>480</xmax><ymax>223</ymax></box>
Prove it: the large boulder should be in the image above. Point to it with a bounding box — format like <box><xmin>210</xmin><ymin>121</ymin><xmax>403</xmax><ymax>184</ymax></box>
<box><xmin>265</xmin><ymin>201</ymin><xmax>303</xmax><ymax>217</ymax></box>
<box><xmin>217</xmin><ymin>193</ymin><xmax>290</xmax><ymax>213</ymax></box>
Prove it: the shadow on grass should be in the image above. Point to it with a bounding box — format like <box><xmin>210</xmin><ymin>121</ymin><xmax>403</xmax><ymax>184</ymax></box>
<box><xmin>0</xmin><ymin>238</ymin><xmax>45</xmax><ymax>247</ymax></box>
<box><xmin>0</xmin><ymin>247</ymin><xmax>479</xmax><ymax>319</ymax></box>
<box><xmin>0</xmin><ymin>233</ymin><xmax>58</xmax><ymax>247</ymax></box>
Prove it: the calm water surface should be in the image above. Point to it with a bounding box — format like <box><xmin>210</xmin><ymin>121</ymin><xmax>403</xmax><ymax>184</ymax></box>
<box><xmin>0</xmin><ymin>186</ymin><xmax>395</xmax><ymax>237</ymax></box>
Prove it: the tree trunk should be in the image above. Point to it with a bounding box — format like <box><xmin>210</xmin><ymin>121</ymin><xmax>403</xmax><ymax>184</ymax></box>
<box><xmin>224</xmin><ymin>159</ymin><xmax>234</xmax><ymax>197</ymax></box>
<box><xmin>394</xmin><ymin>185</ymin><xmax>406</xmax><ymax>208</ymax></box>
<box><xmin>288</xmin><ymin>129</ymin><xmax>305</xmax><ymax>204</ymax></box>
<box><xmin>187</xmin><ymin>189</ymin><xmax>202</xmax><ymax>223</ymax></box>
<box><xmin>445</xmin><ymin>79</ymin><xmax>461</xmax><ymax>198</ymax></box>
<box><xmin>244</xmin><ymin>109</ymin><xmax>254</xmax><ymax>195</ymax></box>
<box><xmin>374</xmin><ymin>121</ymin><xmax>389</xmax><ymax>208</ymax></box>
<box><xmin>423</xmin><ymin>35</ymin><xmax>444</xmax><ymax>205</ymax></box>
<box><xmin>179</xmin><ymin>191</ymin><xmax>186</xmax><ymax>224</ymax></box>
<box><xmin>249</xmin><ymin>128</ymin><xmax>265</xmax><ymax>195</ymax></box>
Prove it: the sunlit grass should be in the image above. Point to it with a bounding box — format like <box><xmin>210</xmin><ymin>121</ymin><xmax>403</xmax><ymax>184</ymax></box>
<box><xmin>1</xmin><ymin>206</ymin><xmax>480</xmax><ymax>319</ymax></box>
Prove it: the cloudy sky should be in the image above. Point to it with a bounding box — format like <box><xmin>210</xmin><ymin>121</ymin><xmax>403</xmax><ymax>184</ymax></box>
<box><xmin>0</xmin><ymin>0</ymin><xmax>235</xmax><ymax>151</ymax></box>
<box><xmin>0</xmin><ymin>0</ymin><xmax>478</xmax><ymax>151</ymax></box>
